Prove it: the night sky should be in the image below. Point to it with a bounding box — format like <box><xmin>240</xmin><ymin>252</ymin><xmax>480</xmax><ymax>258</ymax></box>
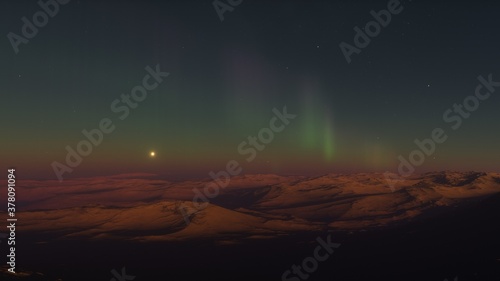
<box><xmin>1</xmin><ymin>0</ymin><xmax>499</xmax><ymax>180</ymax></box>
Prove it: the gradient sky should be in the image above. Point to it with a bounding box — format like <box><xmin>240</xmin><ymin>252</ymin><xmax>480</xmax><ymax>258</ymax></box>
<box><xmin>1</xmin><ymin>0</ymin><xmax>499</xmax><ymax>180</ymax></box>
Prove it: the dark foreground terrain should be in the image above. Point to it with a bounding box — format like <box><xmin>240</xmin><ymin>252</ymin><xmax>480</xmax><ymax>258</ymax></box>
<box><xmin>3</xmin><ymin>192</ymin><xmax>500</xmax><ymax>281</ymax></box>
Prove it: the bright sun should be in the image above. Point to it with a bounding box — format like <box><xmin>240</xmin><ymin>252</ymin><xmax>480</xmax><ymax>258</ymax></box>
<box><xmin>150</xmin><ymin>151</ymin><xmax>156</xmax><ymax>157</ymax></box>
